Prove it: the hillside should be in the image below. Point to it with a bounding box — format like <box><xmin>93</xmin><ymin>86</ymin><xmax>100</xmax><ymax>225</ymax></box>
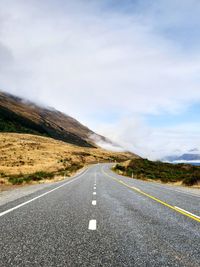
<box><xmin>0</xmin><ymin>133</ymin><xmax>137</xmax><ymax>188</ymax></box>
<box><xmin>0</xmin><ymin>91</ymin><xmax>110</xmax><ymax>148</ymax></box>
<box><xmin>114</xmin><ymin>158</ymin><xmax>200</xmax><ymax>186</ymax></box>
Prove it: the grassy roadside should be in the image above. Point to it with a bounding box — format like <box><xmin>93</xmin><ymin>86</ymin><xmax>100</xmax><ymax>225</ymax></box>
<box><xmin>0</xmin><ymin>133</ymin><xmax>137</xmax><ymax>187</ymax></box>
<box><xmin>3</xmin><ymin>162</ymin><xmax>84</xmax><ymax>185</ymax></box>
<box><xmin>113</xmin><ymin>158</ymin><xmax>200</xmax><ymax>186</ymax></box>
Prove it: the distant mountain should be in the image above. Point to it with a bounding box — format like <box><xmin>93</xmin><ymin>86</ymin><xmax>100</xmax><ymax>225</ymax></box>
<box><xmin>176</xmin><ymin>153</ymin><xmax>200</xmax><ymax>161</ymax></box>
<box><xmin>0</xmin><ymin>91</ymin><xmax>112</xmax><ymax>148</ymax></box>
<box><xmin>163</xmin><ymin>150</ymin><xmax>200</xmax><ymax>162</ymax></box>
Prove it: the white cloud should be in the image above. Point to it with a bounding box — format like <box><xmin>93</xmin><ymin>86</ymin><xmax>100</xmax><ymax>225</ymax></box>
<box><xmin>97</xmin><ymin>119</ymin><xmax>200</xmax><ymax>160</ymax></box>
<box><xmin>0</xmin><ymin>0</ymin><xmax>200</xmax><ymax>158</ymax></box>
<box><xmin>90</xmin><ymin>133</ymin><xmax>124</xmax><ymax>152</ymax></box>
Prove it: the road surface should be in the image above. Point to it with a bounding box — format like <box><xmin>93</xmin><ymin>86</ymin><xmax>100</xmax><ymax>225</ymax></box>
<box><xmin>0</xmin><ymin>164</ymin><xmax>200</xmax><ymax>266</ymax></box>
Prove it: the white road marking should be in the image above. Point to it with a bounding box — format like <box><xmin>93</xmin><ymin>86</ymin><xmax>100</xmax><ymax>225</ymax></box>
<box><xmin>88</xmin><ymin>219</ymin><xmax>97</xmax><ymax>230</ymax></box>
<box><xmin>93</xmin><ymin>192</ymin><xmax>96</xmax><ymax>195</ymax></box>
<box><xmin>0</xmin><ymin>169</ymin><xmax>88</xmax><ymax>218</ymax></box>
<box><xmin>119</xmin><ymin>180</ymin><xmax>142</xmax><ymax>192</ymax></box>
<box><xmin>174</xmin><ymin>206</ymin><xmax>200</xmax><ymax>219</ymax></box>
<box><xmin>146</xmin><ymin>183</ymin><xmax>200</xmax><ymax>198</ymax></box>
<box><xmin>92</xmin><ymin>200</ymin><xmax>96</xmax><ymax>206</ymax></box>
<box><xmin>105</xmin><ymin>166</ymin><xmax>200</xmax><ymax>199</ymax></box>
<box><xmin>164</xmin><ymin>187</ymin><xmax>200</xmax><ymax>198</ymax></box>
<box><xmin>94</xmin><ymin>186</ymin><xmax>96</xmax><ymax>190</ymax></box>
<box><xmin>132</xmin><ymin>186</ymin><xmax>142</xmax><ymax>192</ymax></box>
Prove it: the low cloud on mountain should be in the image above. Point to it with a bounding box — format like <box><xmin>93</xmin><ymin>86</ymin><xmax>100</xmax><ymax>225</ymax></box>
<box><xmin>0</xmin><ymin>0</ymin><xmax>200</xmax><ymax>158</ymax></box>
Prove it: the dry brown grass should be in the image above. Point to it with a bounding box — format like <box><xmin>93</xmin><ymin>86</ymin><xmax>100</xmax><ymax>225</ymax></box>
<box><xmin>0</xmin><ymin>133</ymin><xmax>136</xmax><ymax>185</ymax></box>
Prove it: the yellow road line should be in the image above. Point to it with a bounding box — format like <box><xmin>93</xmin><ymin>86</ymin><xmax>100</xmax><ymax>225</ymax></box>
<box><xmin>102</xmin><ymin>168</ymin><xmax>200</xmax><ymax>223</ymax></box>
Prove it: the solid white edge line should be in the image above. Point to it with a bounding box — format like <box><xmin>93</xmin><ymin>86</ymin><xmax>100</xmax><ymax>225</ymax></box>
<box><xmin>88</xmin><ymin>219</ymin><xmax>96</xmax><ymax>230</ymax></box>
<box><xmin>0</xmin><ymin>168</ymin><xmax>88</xmax><ymax>218</ymax></box>
<box><xmin>145</xmin><ymin>183</ymin><xmax>200</xmax><ymax>198</ymax></box>
<box><xmin>93</xmin><ymin>192</ymin><xmax>96</xmax><ymax>195</ymax></box>
<box><xmin>103</xmin><ymin>166</ymin><xmax>200</xmax><ymax>221</ymax></box>
<box><xmin>92</xmin><ymin>200</ymin><xmax>96</xmax><ymax>206</ymax></box>
<box><xmin>174</xmin><ymin>206</ymin><xmax>200</xmax><ymax>219</ymax></box>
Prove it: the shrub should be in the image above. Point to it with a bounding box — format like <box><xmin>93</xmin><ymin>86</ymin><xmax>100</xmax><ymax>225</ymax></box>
<box><xmin>183</xmin><ymin>174</ymin><xmax>200</xmax><ymax>186</ymax></box>
<box><xmin>8</xmin><ymin>171</ymin><xmax>55</xmax><ymax>185</ymax></box>
<box><xmin>114</xmin><ymin>158</ymin><xmax>200</xmax><ymax>186</ymax></box>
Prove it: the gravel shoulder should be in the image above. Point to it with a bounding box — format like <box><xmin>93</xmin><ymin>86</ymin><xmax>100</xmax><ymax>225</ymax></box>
<box><xmin>0</xmin><ymin>167</ymin><xmax>87</xmax><ymax>207</ymax></box>
<box><xmin>0</xmin><ymin>181</ymin><xmax>62</xmax><ymax>207</ymax></box>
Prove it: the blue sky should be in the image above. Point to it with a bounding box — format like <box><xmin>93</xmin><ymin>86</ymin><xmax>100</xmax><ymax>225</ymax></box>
<box><xmin>0</xmin><ymin>0</ymin><xmax>200</xmax><ymax>159</ymax></box>
<box><xmin>146</xmin><ymin>104</ymin><xmax>200</xmax><ymax>128</ymax></box>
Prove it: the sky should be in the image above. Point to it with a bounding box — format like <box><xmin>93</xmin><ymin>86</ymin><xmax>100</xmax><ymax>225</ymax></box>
<box><xmin>0</xmin><ymin>0</ymin><xmax>200</xmax><ymax>159</ymax></box>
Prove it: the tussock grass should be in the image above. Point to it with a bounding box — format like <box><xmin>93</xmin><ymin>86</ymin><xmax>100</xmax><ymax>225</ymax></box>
<box><xmin>0</xmin><ymin>133</ymin><xmax>135</xmax><ymax>186</ymax></box>
<box><xmin>8</xmin><ymin>171</ymin><xmax>55</xmax><ymax>185</ymax></box>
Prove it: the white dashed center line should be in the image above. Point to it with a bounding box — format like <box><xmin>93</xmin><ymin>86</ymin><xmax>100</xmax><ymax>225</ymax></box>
<box><xmin>88</xmin><ymin>219</ymin><xmax>97</xmax><ymax>230</ymax></box>
<box><xmin>92</xmin><ymin>200</ymin><xmax>96</xmax><ymax>206</ymax></box>
<box><xmin>88</xmin><ymin>173</ymin><xmax>98</xmax><ymax>231</ymax></box>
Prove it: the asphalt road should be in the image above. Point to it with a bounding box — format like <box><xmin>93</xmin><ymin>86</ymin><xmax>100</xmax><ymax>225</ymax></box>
<box><xmin>0</xmin><ymin>164</ymin><xmax>200</xmax><ymax>267</ymax></box>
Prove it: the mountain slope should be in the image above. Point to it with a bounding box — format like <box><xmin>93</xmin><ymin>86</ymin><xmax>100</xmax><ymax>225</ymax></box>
<box><xmin>0</xmin><ymin>91</ymin><xmax>107</xmax><ymax>148</ymax></box>
<box><xmin>0</xmin><ymin>133</ymin><xmax>137</xmax><ymax>188</ymax></box>
<box><xmin>0</xmin><ymin>133</ymin><xmax>134</xmax><ymax>176</ymax></box>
